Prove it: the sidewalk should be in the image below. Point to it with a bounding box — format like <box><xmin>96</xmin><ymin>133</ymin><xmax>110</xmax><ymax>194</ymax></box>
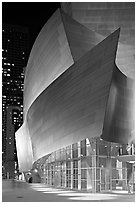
<box><xmin>2</xmin><ymin>180</ymin><xmax>135</xmax><ymax>202</ymax></box>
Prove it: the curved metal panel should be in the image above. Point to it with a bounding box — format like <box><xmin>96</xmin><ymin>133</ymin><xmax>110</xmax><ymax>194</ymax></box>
<box><xmin>24</xmin><ymin>9</ymin><xmax>74</xmax><ymax>117</ymax></box>
<box><xmin>16</xmin><ymin>9</ymin><xmax>107</xmax><ymax>171</ymax></box>
<box><xmin>61</xmin><ymin>2</ymin><xmax>135</xmax><ymax>79</ymax></box>
<box><xmin>27</xmin><ymin>29</ymin><xmax>120</xmax><ymax>161</ymax></box>
<box><xmin>16</xmin><ymin>6</ymin><xmax>134</xmax><ymax>173</ymax></box>
<box><xmin>15</xmin><ymin>123</ymin><xmax>33</xmax><ymax>171</ymax></box>
<box><xmin>24</xmin><ymin>9</ymin><xmax>104</xmax><ymax>118</ymax></box>
<box><xmin>61</xmin><ymin>10</ymin><xmax>104</xmax><ymax>62</ymax></box>
<box><xmin>102</xmin><ymin>66</ymin><xmax>134</xmax><ymax>144</ymax></box>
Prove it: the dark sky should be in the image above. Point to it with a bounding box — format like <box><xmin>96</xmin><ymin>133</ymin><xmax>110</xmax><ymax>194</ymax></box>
<box><xmin>2</xmin><ymin>2</ymin><xmax>60</xmax><ymax>49</ymax></box>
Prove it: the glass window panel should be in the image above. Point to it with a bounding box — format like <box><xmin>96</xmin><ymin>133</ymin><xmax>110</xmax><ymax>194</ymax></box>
<box><xmin>73</xmin><ymin>169</ymin><xmax>78</xmax><ymax>174</ymax></box>
<box><xmin>122</xmin><ymin>144</ymin><xmax>128</xmax><ymax>155</ymax></box>
<box><xmin>66</xmin><ymin>170</ymin><xmax>71</xmax><ymax>179</ymax></box>
<box><xmin>72</xmin><ymin>143</ymin><xmax>78</xmax><ymax>158</ymax></box>
<box><xmin>80</xmin><ymin>139</ymin><xmax>86</xmax><ymax>156</ymax></box>
<box><xmin>122</xmin><ymin>168</ymin><xmax>127</xmax><ymax>179</ymax></box>
<box><xmin>87</xmin><ymin>169</ymin><xmax>93</xmax><ymax>181</ymax></box>
<box><xmin>87</xmin><ymin>145</ymin><xmax>93</xmax><ymax>156</ymax></box>
<box><xmin>73</xmin><ymin>169</ymin><xmax>78</xmax><ymax>179</ymax></box>
<box><xmin>57</xmin><ymin>162</ymin><xmax>61</xmax><ymax>171</ymax></box>
<box><xmin>96</xmin><ymin>181</ymin><xmax>100</xmax><ymax>192</ymax></box>
<box><xmin>96</xmin><ymin>168</ymin><xmax>100</xmax><ymax>180</ymax></box>
<box><xmin>111</xmin><ymin>146</ymin><xmax>119</xmax><ymax>156</ymax></box>
<box><xmin>55</xmin><ymin>150</ymin><xmax>59</xmax><ymax>161</ymax></box>
<box><xmin>101</xmin><ymin>183</ymin><xmax>105</xmax><ymax>190</ymax></box>
<box><xmin>99</xmin><ymin>144</ymin><xmax>108</xmax><ymax>156</ymax></box>
<box><xmin>73</xmin><ymin>180</ymin><xmax>78</xmax><ymax>189</ymax></box>
<box><xmin>48</xmin><ymin>165</ymin><xmax>50</xmax><ymax>170</ymax></box>
<box><xmin>73</xmin><ymin>160</ymin><xmax>78</xmax><ymax>168</ymax></box>
<box><xmin>111</xmin><ymin>158</ymin><xmax>116</xmax><ymax>168</ymax></box>
<box><xmin>112</xmin><ymin>180</ymin><xmax>116</xmax><ymax>190</ymax></box>
<box><xmin>81</xmin><ymin>169</ymin><xmax>87</xmax><ymax>179</ymax></box>
<box><xmin>87</xmin><ymin>156</ymin><xmax>92</xmax><ymax>167</ymax></box>
<box><xmin>66</xmin><ymin>180</ymin><xmax>71</xmax><ymax>188</ymax></box>
<box><xmin>112</xmin><ymin>169</ymin><xmax>117</xmax><ymax>179</ymax></box>
<box><xmin>66</xmin><ymin>145</ymin><xmax>71</xmax><ymax>160</ymax></box>
<box><xmin>61</xmin><ymin>148</ymin><xmax>66</xmax><ymax>160</ymax></box>
<box><xmin>81</xmin><ymin>180</ymin><xmax>87</xmax><ymax>189</ymax></box>
<box><xmin>62</xmin><ymin>162</ymin><xmax>65</xmax><ymax>170</ymax></box>
<box><xmin>81</xmin><ymin>158</ymin><xmax>87</xmax><ymax>168</ymax></box>
<box><xmin>66</xmin><ymin>161</ymin><xmax>71</xmax><ymax>169</ymax></box>
<box><xmin>66</xmin><ymin>175</ymin><xmax>71</xmax><ymax>180</ymax></box>
<box><xmin>101</xmin><ymin>169</ymin><xmax>105</xmax><ymax>183</ymax></box>
<box><xmin>99</xmin><ymin>157</ymin><xmax>106</xmax><ymax>168</ymax></box>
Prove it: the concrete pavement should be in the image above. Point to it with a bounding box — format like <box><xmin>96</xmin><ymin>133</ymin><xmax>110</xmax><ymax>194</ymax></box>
<box><xmin>2</xmin><ymin>180</ymin><xmax>135</xmax><ymax>202</ymax></box>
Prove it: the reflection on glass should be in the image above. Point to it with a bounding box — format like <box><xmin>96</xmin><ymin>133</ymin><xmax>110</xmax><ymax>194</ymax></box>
<box><xmin>72</xmin><ymin>143</ymin><xmax>78</xmax><ymax>158</ymax></box>
<box><xmin>32</xmin><ymin>137</ymin><xmax>134</xmax><ymax>192</ymax></box>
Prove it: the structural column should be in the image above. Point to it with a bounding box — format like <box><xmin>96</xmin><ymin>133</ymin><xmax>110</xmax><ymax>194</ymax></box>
<box><xmin>78</xmin><ymin>141</ymin><xmax>81</xmax><ymax>190</ymax></box>
<box><xmin>87</xmin><ymin>138</ymin><xmax>97</xmax><ymax>192</ymax></box>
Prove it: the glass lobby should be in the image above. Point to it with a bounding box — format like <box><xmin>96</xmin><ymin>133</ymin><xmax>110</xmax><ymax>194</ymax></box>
<box><xmin>33</xmin><ymin>137</ymin><xmax>135</xmax><ymax>192</ymax></box>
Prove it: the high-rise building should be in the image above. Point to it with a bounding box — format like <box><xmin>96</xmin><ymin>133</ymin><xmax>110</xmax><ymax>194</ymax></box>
<box><xmin>16</xmin><ymin>7</ymin><xmax>135</xmax><ymax>193</ymax></box>
<box><xmin>2</xmin><ymin>23</ymin><xmax>29</xmax><ymax>178</ymax></box>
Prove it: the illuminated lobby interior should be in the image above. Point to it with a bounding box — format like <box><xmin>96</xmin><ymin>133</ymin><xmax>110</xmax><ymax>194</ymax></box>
<box><xmin>31</xmin><ymin>138</ymin><xmax>135</xmax><ymax>192</ymax></box>
<box><xmin>16</xmin><ymin>2</ymin><xmax>135</xmax><ymax>193</ymax></box>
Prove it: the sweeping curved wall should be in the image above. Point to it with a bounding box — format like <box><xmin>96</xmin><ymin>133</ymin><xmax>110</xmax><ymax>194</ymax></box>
<box><xmin>61</xmin><ymin>2</ymin><xmax>135</xmax><ymax>79</ymax></box>
<box><xmin>15</xmin><ymin>8</ymin><xmax>134</xmax><ymax>172</ymax></box>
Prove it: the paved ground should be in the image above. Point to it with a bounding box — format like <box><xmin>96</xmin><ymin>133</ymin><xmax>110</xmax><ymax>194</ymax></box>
<box><xmin>2</xmin><ymin>180</ymin><xmax>135</xmax><ymax>202</ymax></box>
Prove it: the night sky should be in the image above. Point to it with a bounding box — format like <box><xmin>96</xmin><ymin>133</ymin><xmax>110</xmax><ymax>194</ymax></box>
<box><xmin>2</xmin><ymin>2</ymin><xmax>60</xmax><ymax>50</ymax></box>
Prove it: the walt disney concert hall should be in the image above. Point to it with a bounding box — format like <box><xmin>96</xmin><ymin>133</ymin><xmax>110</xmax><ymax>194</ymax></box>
<box><xmin>16</xmin><ymin>3</ymin><xmax>135</xmax><ymax>192</ymax></box>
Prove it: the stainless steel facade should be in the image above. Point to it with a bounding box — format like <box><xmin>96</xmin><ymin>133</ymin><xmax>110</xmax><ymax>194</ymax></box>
<box><xmin>15</xmin><ymin>6</ymin><xmax>134</xmax><ymax>192</ymax></box>
<box><xmin>61</xmin><ymin>2</ymin><xmax>135</xmax><ymax>79</ymax></box>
